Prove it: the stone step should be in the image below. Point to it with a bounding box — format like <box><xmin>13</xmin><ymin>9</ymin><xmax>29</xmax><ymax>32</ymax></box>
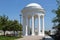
<box><xmin>16</xmin><ymin>36</ymin><xmax>43</xmax><ymax>40</ymax></box>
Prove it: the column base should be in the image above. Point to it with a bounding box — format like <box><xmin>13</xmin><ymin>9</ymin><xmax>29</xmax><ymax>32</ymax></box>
<box><xmin>38</xmin><ymin>32</ymin><xmax>41</xmax><ymax>36</ymax></box>
<box><xmin>38</xmin><ymin>34</ymin><xmax>41</xmax><ymax>36</ymax></box>
<box><xmin>32</xmin><ymin>34</ymin><xmax>35</xmax><ymax>36</ymax></box>
<box><xmin>38</xmin><ymin>34</ymin><xmax>45</xmax><ymax>37</ymax></box>
<box><xmin>25</xmin><ymin>34</ymin><xmax>28</xmax><ymax>36</ymax></box>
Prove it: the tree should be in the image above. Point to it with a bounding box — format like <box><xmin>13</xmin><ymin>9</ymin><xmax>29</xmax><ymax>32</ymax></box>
<box><xmin>0</xmin><ymin>15</ymin><xmax>22</xmax><ymax>36</ymax></box>
<box><xmin>11</xmin><ymin>20</ymin><xmax>20</xmax><ymax>36</ymax></box>
<box><xmin>0</xmin><ymin>15</ymin><xmax>22</xmax><ymax>37</ymax></box>
<box><xmin>0</xmin><ymin>15</ymin><xmax>8</xmax><ymax>36</ymax></box>
<box><xmin>52</xmin><ymin>0</ymin><xmax>60</xmax><ymax>40</ymax></box>
<box><xmin>13</xmin><ymin>20</ymin><xmax>22</xmax><ymax>36</ymax></box>
<box><xmin>45</xmin><ymin>30</ymin><xmax>51</xmax><ymax>35</ymax></box>
<box><xmin>7</xmin><ymin>20</ymin><xmax>22</xmax><ymax>36</ymax></box>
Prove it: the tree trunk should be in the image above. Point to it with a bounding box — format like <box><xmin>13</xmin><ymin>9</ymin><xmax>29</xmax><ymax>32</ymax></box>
<box><xmin>14</xmin><ymin>31</ymin><xmax>15</xmax><ymax>36</ymax></box>
<box><xmin>4</xmin><ymin>31</ymin><xmax>5</xmax><ymax>36</ymax></box>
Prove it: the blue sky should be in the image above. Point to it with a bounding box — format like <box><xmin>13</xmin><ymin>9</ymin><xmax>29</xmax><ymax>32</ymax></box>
<box><xmin>0</xmin><ymin>0</ymin><xmax>57</xmax><ymax>30</ymax></box>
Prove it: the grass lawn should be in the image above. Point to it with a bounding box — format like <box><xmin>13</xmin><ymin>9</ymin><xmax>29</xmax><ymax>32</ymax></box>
<box><xmin>0</xmin><ymin>36</ymin><xmax>21</xmax><ymax>40</ymax></box>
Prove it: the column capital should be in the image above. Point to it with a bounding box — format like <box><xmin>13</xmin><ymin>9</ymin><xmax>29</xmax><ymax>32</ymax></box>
<box><xmin>38</xmin><ymin>14</ymin><xmax>41</xmax><ymax>17</ymax></box>
<box><xmin>43</xmin><ymin>15</ymin><xmax>44</xmax><ymax>17</ymax></box>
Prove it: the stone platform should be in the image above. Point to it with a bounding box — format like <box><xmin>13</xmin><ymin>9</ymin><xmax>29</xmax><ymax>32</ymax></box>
<box><xmin>16</xmin><ymin>36</ymin><xmax>43</xmax><ymax>40</ymax></box>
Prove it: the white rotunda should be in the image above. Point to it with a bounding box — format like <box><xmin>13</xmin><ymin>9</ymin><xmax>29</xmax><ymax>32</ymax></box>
<box><xmin>21</xmin><ymin>3</ymin><xmax>45</xmax><ymax>36</ymax></box>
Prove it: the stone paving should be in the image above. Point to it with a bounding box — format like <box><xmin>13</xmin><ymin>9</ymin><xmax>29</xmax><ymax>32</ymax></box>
<box><xmin>16</xmin><ymin>35</ymin><xmax>54</xmax><ymax>40</ymax></box>
<box><xmin>16</xmin><ymin>36</ymin><xmax>43</xmax><ymax>40</ymax></box>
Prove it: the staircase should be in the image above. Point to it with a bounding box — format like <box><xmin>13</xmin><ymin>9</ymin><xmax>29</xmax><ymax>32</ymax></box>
<box><xmin>16</xmin><ymin>36</ymin><xmax>43</xmax><ymax>40</ymax></box>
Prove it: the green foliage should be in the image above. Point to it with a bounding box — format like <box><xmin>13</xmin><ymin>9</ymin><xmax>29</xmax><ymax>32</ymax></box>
<box><xmin>0</xmin><ymin>15</ymin><xmax>8</xmax><ymax>30</ymax></box>
<box><xmin>0</xmin><ymin>36</ymin><xmax>20</xmax><ymax>40</ymax></box>
<box><xmin>52</xmin><ymin>0</ymin><xmax>60</xmax><ymax>29</ymax></box>
<box><xmin>0</xmin><ymin>15</ymin><xmax>22</xmax><ymax>36</ymax></box>
<box><xmin>45</xmin><ymin>30</ymin><xmax>51</xmax><ymax>35</ymax></box>
<box><xmin>52</xmin><ymin>0</ymin><xmax>60</xmax><ymax>40</ymax></box>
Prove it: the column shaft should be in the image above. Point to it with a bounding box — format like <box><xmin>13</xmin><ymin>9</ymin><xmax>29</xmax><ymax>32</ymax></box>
<box><xmin>38</xmin><ymin>15</ymin><xmax>41</xmax><ymax>35</ymax></box>
<box><xmin>23</xmin><ymin>16</ymin><xmax>26</xmax><ymax>36</ymax></box>
<box><xmin>28</xmin><ymin>18</ymin><xmax>30</xmax><ymax>35</ymax></box>
<box><xmin>32</xmin><ymin>15</ymin><xmax>35</xmax><ymax>36</ymax></box>
<box><xmin>25</xmin><ymin>17</ymin><xmax>28</xmax><ymax>36</ymax></box>
<box><xmin>42</xmin><ymin>15</ymin><xmax>44</xmax><ymax>35</ymax></box>
<box><xmin>23</xmin><ymin>17</ymin><xmax>25</xmax><ymax>36</ymax></box>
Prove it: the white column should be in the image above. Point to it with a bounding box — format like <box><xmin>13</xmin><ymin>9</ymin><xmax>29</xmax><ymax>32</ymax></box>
<box><xmin>32</xmin><ymin>15</ymin><xmax>35</xmax><ymax>36</ymax></box>
<box><xmin>38</xmin><ymin>15</ymin><xmax>41</xmax><ymax>36</ymax></box>
<box><xmin>25</xmin><ymin>17</ymin><xmax>28</xmax><ymax>36</ymax></box>
<box><xmin>23</xmin><ymin>16</ymin><xmax>26</xmax><ymax>36</ymax></box>
<box><xmin>28</xmin><ymin>18</ymin><xmax>30</xmax><ymax>35</ymax></box>
<box><xmin>42</xmin><ymin>15</ymin><xmax>44</xmax><ymax>36</ymax></box>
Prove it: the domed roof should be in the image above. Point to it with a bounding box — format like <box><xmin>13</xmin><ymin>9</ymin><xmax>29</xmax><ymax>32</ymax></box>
<box><xmin>26</xmin><ymin>3</ymin><xmax>43</xmax><ymax>9</ymax></box>
<box><xmin>21</xmin><ymin>3</ymin><xmax>45</xmax><ymax>14</ymax></box>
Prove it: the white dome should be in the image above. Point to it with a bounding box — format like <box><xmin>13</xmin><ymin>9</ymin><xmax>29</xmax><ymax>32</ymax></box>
<box><xmin>22</xmin><ymin>3</ymin><xmax>45</xmax><ymax>14</ymax></box>
<box><xmin>26</xmin><ymin>3</ymin><xmax>42</xmax><ymax>8</ymax></box>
